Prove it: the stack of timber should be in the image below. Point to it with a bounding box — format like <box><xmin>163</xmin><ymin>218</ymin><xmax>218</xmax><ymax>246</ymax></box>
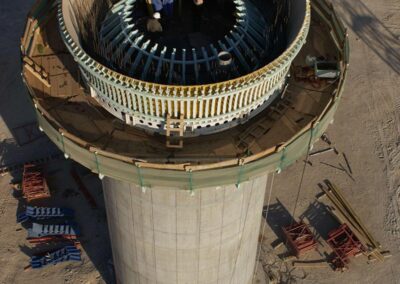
<box><xmin>320</xmin><ymin>180</ymin><xmax>386</xmax><ymax>263</ymax></box>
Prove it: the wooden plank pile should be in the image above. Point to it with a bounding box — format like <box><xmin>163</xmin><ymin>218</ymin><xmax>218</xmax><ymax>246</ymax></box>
<box><xmin>23</xmin><ymin>56</ymin><xmax>51</xmax><ymax>88</ymax></box>
<box><xmin>320</xmin><ymin>180</ymin><xmax>387</xmax><ymax>265</ymax></box>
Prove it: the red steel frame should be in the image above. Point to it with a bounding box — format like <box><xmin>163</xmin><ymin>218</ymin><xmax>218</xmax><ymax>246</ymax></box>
<box><xmin>282</xmin><ymin>222</ymin><xmax>317</xmax><ymax>257</ymax></box>
<box><xmin>22</xmin><ymin>164</ymin><xmax>50</xmax><ymax>202</ymax></box>
<box><xmin>327</xmin><ymin>224</ymin><xmax>365</xmax><ymax>270</ymax></box>
<box><xmin>27</xmin><ymin>235</ymin><xmax>78</xmax><ymax>244</ymax></box>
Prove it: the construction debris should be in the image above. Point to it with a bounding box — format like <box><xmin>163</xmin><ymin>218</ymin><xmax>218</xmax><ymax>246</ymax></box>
<box><xmin>292</xmin><ymin>259</ymin><xmax>330</xmax><ymax>269</ymax></box>
<box><xmin>309</xmin><ymin>147</ymin><xmax>335</xmax><ymax>157</ymax></box>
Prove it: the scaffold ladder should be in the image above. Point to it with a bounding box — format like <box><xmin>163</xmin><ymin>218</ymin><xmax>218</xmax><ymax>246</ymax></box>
<box><xmin>166</xmin><ymin>114</ymin><xmax>184</xmax><ymax>149</ymax></box>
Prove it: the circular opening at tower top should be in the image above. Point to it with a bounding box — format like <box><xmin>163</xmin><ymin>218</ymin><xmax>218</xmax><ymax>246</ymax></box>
<box><xmin>64</xmin><ymin>0</ymin><xmax>308</xmax><ymax>86</ymax></box>
<box><xmin>132</xmin><ymin>0</ymin><xmax>237</xmax><ymax>49</ymax></box>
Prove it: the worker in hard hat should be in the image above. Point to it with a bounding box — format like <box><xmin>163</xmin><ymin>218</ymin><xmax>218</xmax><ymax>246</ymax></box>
<box><xmin>147</xmin><ymin>12</ymin><xmax>163</xmax><ymax>33</ymax></box>
<box><xmin>151</xmin><ymin>0</ymin><xmax>174</xmax><ymax>19</ymax></box>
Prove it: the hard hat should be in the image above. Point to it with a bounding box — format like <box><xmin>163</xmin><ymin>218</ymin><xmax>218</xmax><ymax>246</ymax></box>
<box><xmin>153</xmin><ymin>12</ymin><xmax>161</xmax><ymax>19</ymax></box>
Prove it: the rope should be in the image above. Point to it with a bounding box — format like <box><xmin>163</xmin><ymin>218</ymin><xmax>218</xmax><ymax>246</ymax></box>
<box><xmin>290</xmin><ymin>126</ymin><xmax>315</xmax><ymax>219</ymax></box>
<box><xmin>252</xmin><ymin>172</ymin><xmax>275</xmax><ymax>282</ymax></box>
<box><xmin>278</xmin><ymin>125</ymin><xmax>316</xmax><ymax>276</ymax></box>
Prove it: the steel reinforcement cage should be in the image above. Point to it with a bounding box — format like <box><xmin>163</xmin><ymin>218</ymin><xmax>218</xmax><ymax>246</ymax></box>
<box><xmin>22</xmin><ymin>0</ymin><xmax>349</xmax><ymax>190</ymax></box>
<box><xmin>57</xmin><ymin>0</ymin><xmax>311</xmax><ymax>134</ymax></box>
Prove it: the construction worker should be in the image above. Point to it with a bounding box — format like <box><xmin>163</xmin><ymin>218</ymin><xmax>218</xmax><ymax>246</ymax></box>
<box><xmin>152</xmin><ymin>0</ymin><xmax>174</xmax><ymax>19</ymax></box>
<box><xmin>147</xmin><ymin>12</ymin><xmax>163</xmax><ymax>33</ymax></box>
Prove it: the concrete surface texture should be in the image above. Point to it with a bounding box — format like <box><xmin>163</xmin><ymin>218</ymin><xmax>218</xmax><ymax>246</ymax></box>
<box><xmin>103</xmin><ymin>175</ymin><xmax>268</xmax><ymax>283</ymax></box>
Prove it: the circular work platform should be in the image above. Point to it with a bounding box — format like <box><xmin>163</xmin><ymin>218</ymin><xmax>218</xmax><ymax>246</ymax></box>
<box><xmin>21</xmin><ymin>0</ymin><xmax>349</xmax><ymax>188</ymax></box>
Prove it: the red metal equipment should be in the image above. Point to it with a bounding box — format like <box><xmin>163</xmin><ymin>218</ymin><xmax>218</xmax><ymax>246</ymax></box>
<box><xmin>327</xmin><ymin>223</ymin><xmax>365</xmax><ymax>271</ymax></box>
<box><xmin>282</xmin><ymin>222</ymin><xmax>318</xmax><ymax>257</ymax></box>
<box><xmin>22</xmin><ymin>164</ymin><xmax>50</xmax><ymax>202</ymax></box>
<box><xmin>27</xmin><ymin>235</ymin><xmax>78</xmax><ymax>244</ymax></box>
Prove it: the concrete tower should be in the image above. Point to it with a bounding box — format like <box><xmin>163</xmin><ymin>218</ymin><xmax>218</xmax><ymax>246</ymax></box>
<box><xmin>21</xmin><ymin>0</ymin><xmax>349</xmax><ymax>283</ymax></box>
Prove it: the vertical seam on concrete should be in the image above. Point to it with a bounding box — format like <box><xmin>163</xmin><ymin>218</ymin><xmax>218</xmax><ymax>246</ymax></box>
<box><xmin>129</xmin><ymin>184</ymin><xmax>141</xmax><ymax>284</ymax></box>
<box><xmin>216</xmin><ymin>186</ymin><xmax>226</xmax><ymax>283</ymax></box>
<box><xmin>252</xmin><ymin>174</ymin><xmax>270</xmax><ymax>282</ymax></box>
<box><xmin>196</xmin><ymin>189</ymin><xmax>202</xmax><ymax>284</ymax></box>
<box><xmin>230</xmin><ymin>178</ymin><xmax>255</xmax><ymax>284</ymax></box>
<box><xmin>139</xmin><ymin>188</ymin><xmax>146</xmax><ymax>282</ymax></box>
<box><xmin>114</xmin><ymin>181</ymin><xmax>123</xmax><ymax>282</ymax></box>
<box><xmin>175</xmin><ymin>190</ymin><xmax>178</xmax><ymax>284</ymax></box>
<box><xmin>150</xmin><ymin>189</ymin><xmax>158</xmax><ymax>283</ymax></box>
<box><xmin>244</xmin><ymin>175</ymin><xmax>267</xmax><ymax>283</ymax></box>
<box><xmin>227</xmin><ymin>178</ymin><xmax>246</xmax><ymax>283</ymax></box>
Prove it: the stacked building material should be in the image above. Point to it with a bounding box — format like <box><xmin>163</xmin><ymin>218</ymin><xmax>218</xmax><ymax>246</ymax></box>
<box><xmin>22</xmin><ymin>164</ymin><xmax>50</xmax><ymax>202</ymax></box>
<box><xmin>17</xmin><ymin>206</ymin><xmax>74</xmax><ymax>223</ymax></box>
<box><xmin>282</xmin><ymin>222</ymin><xmax>318</xmax><ymax>257</ymax></box>
<box><xmin>28</xmin><ymin>223</ymin><xmax>80</xmax><ymax>239</ymax></box>
<box><xmin>30</xmin><ymin>245</ymin><xmax>81</xmax><ymax>269</ymax></box>
<box><xmin>320</xmin><ymin>180</ymin><xmax>386</xmax><ymax>267</ymax></box>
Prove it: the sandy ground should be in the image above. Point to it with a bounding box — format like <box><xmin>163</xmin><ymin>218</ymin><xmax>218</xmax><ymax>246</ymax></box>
<box><xmin>0</xmin><ymin>0</ymin><xmax>399</xmax><ymax>283</ymax></box>
<box><xmin>0</xmin><ymin>162</ymin><xmax>113</xmax><ymax>284</ymax></box>
<box><xmin>254</xmin><ymin>0</ymin><xmax>400</xmax><ymax>283</ymax></box>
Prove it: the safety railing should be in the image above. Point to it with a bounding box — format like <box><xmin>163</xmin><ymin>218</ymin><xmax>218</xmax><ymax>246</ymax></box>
<box><xmin>57</xmin><ymin>0</ymin><xmax>311</xmax><ymax>131</ymax></box>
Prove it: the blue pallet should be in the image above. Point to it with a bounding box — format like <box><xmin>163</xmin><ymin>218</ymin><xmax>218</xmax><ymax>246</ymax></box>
<box><xmin>30</xmin><ymin>246</ymin><xmax>82</xmax><ymax>269</ymax></box>
<box><xmin>28</xmin><ymin>223</ymin><xmax>80</xmax><ymax>238</ymax></box>
<box><xmin>17</xmin><ymin>206</ymin><xmax>74</xmax><ymax>223</ymax></box>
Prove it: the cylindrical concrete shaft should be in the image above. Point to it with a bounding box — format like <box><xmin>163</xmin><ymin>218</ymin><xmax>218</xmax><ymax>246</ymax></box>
<box><xmin>103</xmin><ymin>175</ymin><xmax>268</xmax><ymax>284</ymax></box>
